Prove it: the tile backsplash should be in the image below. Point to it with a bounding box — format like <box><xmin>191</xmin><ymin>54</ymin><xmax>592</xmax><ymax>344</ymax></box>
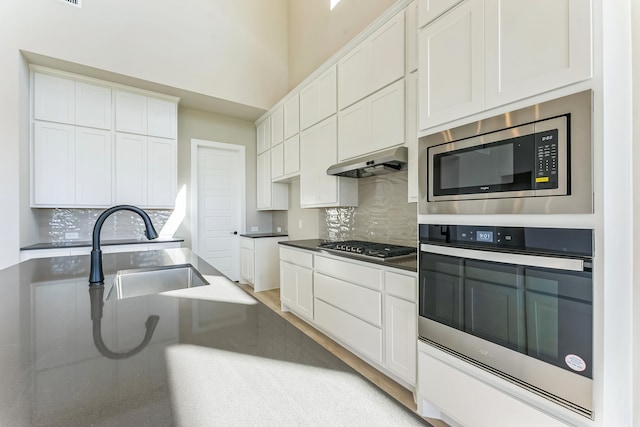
<box><xmin>320</xmin><ymin>171</ymin><xmax>417</xmax><ymax>247</ymax></box>
<box><xmin>34</xmin><ymin>208</ymin><xmax>172</xmax><ymax>243</ymax></box>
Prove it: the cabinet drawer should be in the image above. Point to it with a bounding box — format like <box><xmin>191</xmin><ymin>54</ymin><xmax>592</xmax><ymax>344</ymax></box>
<box><xmin>385</xmin><ymin>270</ymin><xmax>417</xmax><ymax>302</ymax></box>
<box><xmin>314</xmin><ymin>272</ymin><xmax>382</xmax><ymax>326</ymax></box>
<box><xmin>315</xmin><ymin>299</ymin><xmax>383</xmax><ymax>363</ymax></box>
<box><xmin>240</xmin><ymin>238</ymin><xmax>255</xmax><ymax>250</ymax></box>
<box><xmin>314</xmin><ymin>255</ymin><xmax>382</xmax><ymax>291</ymax></box>
<box><xmin>279</xmin><ymin>247</ymin><xmax>313</xmax><ymax>269</ymax></box>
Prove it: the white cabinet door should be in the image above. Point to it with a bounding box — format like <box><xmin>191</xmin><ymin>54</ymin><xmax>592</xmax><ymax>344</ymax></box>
<box><xmin>147</xmin><ymin>97</ymin><xmax>177</xmax><ymax>139</ymax></box>
<box><xmin>271</xmin><ymin>143</ymin><xmax>284</xmax><ymax>180</ymax></box>
<box><xmin>75</xmin><ymin>82</ymin><xmax>112</xmax><ymax>130</ymax></box>
<box><xmin>338</xmin><ymin>11</ymin><xmax>405</xmax><ymax>111</ymax></box>
<box><xmin>338</xmin><ymin>79</ymin><xmax>405</xmax><ymax>161</ymax></box>
<box><xmin>75</xmin><ymin>127</ymin><xmax>112</xmax><ymax>206</ymax></box>
<box><xmin>369</xmin><ymin>79</ymin><xmax>405</xmax><ymax>154</ymax></box>
<box><xmin>283</xmin><ymin>135</ymin><xmax>300</xmax><ymax>177</ymax></box>
<box><xmin>256</xmin><ymin>117</ymin><xmax>271</xmax><ymax>154</ymax></box>
<box><xmin>338</xmin><ymin>42</ymin><xmax>369</xmax><ymax>110</ymax></box>
<box><xmin>241</xmin><ymin>248</ymin><xmax>255</xmax><ymax>284</ymax></box>
<box><xmin>337</xmin><ymin>99</ymin><xmax>368</xmax><ymax>162</ymax></box>
<box><xmin>418</xmin><ymin>0</ymin><xmax>484</xmax><ymax>130</ymax></box>
<box><xmin>280</xmin><ymin>261</ymin><xmax>297</xmax><ymax>306</ymax></box>
<box><xmin>300</xmin><ymin>65</ymin><xmax>337</xmax><ymax>130</ymax></box>
<box><xmin>33</xmin><ymin>122</ymin><xmax>76</xmax><ymax>206</ymax></box>
<box><xmin>284</xmin><ymin>94</ymin><xmax>300</xmax><ymax>139</ymax></box>
<box><xmin>280</xmin><ymin>260</ymin><xmax>314</xmax><ymax>320</ymax></box>
<box><xmin>417</xmin><ymin>0</ymin><xmax>464</xmax><ymax>28</ymax></box>
<box><xmin>484</xmin><ymin>0</ymin><xmax>592</xmax><ymax>108</ymax></box>
<box><xmin>256</xmin><ymin>150</ymin><xmax>272</xmax><ymax>209</ymax></box>
<box><xmin>384</xmin><ymin>294</ymin><xmax>417</xmax><ymax>384</ymax></box>
<box><xmin>33</xmin><ymin>72</ymin><xmax>75</xmax><ymax>125</ymax></box>
<box><xmin>271</xmin><ymin>105</ymin><xmax>284</xmax><ymax>147</ymax></box>
<box><xmin>147</xmin><ymin>137</ymin><xmax>177</xmax><ymax>207</ymax></box>
<box><xmin>300</xmin><ymin>115</ymin><xmax>357</xmax><ymax>208</ymax></box>
<box><xmin>369</xmin><ymin>10</ymin><xmax>405</xmax><ymax>94</ymax></box>
<box><xmin>115</xmin><ymin>91</ymin><xmax>148</xmax><ymax>135</ymax></box>
<box><xmin>115</xmin><ymin>133</ymin><xmax>147</xmax><ymax>205</ymax></box>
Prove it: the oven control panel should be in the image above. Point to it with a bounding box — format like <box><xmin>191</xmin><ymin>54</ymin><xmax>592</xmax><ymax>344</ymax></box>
<box><xmin>419</xmin><ymin>224</ymin><xmax>593</xmax><ymax>257</ymax></box>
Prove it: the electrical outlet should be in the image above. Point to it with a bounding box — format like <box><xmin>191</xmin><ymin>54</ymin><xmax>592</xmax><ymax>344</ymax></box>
<box><xmin>65</xmin><ymin>232</ymin><xmax>79</xmax><ymax>240</ymax></box>
<box><xmin>276</xmin><ymin>227</ymin><xmax>282</xmax><ymax>232</ymax></box>
<box><xmin>251</xmin><ymin>226</ymin><xmax>259</xmax><ymax>232</ymax></box>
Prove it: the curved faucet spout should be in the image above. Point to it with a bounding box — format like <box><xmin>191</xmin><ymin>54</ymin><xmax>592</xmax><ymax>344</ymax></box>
<box><xmin>89</xmin><ymin>205</ymin><xmax>159</xmax><ymax>285</ymax></box>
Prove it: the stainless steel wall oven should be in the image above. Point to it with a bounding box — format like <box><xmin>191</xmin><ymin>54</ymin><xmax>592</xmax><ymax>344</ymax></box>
<box><xmin>418</xmin><ymin>90</ymin><xmax>593</xmax><ymax>214</ymax></box>
<box><xmin>418</xmin><ymin>224</ymin><xmax>593</xmax><ymax>417</ymax></box>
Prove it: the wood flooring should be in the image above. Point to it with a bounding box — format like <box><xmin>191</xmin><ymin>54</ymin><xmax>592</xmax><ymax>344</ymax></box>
<box><xmin>235</xmin><ymin>283</ymin><xmax>449</xmax><ymax>427</ymax></box>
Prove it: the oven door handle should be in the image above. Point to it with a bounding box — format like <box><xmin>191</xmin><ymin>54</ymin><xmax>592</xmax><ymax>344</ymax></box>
<box><xmin>420</xmin><ymin>244</ymin><xmax>585</xmax><ymax>272</ymax></box>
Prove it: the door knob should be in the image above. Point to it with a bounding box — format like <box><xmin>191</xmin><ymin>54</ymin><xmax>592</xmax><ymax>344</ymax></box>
<box><xmin>231</xmin><ymin>231</ymin><xmax>238</xmax><ymax>235</ymax></box>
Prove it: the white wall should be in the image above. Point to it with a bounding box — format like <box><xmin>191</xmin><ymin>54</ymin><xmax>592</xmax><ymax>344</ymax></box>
<box><xmin>287</xmin><ymin>0</ymin><xmax>397</xmax><ymax>89</ymax></box>
<box><xmin>0</xmin><ymin>0</ymin><xmax>288</xmax><ymax>269</ymax></box>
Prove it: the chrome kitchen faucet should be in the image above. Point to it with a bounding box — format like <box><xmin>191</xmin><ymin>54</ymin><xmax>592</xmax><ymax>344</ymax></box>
<box><xmin>88</xmin><ymin>205</ymin><xmax>158</xmax><ymax>284</ymax></box>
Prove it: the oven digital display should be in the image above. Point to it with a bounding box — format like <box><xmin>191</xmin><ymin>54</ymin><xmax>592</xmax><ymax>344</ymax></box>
<box><xmin>476</xmin><ymin>231</ymin><xmax>494</xmax><ymax>243</ymax></box>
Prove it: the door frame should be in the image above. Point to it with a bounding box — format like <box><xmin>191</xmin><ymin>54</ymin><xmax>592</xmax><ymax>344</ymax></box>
<box><xmin>190</xmin><ymin>138</ymin><xmax>246</xmax><ymax>268</ymax></box>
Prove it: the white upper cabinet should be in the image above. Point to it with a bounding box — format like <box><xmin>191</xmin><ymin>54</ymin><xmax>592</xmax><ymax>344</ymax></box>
<box><xmin>284</xmin><ymin>94</ymin><xmax>300</xmax><ymax>139</ymax></box>
<box><xmin>418</xmin><ymin>0</ymin><xmax>484</xmax><ymax>130</ymax></box>
<box><xmin>300</xmin><ymin>65</ymin><xmax>337</xmax><ymax>131</ymax></box>
<box><xmin>417</xmin><ymin>0</ymin><xmax>592</xmax><ymax>131</ymax></box>
<box><xmin>31</xmin><ymin>67</ymin><xmax>178</xmax><ymax>208</ymax></box>
<box><xmin>33</xmin><ymin>73</ymin><xmax>75</xmax><ymax>125</ymax></box>
<box><xmin>256</xmin><ymin>116</ymin><xmax>271</xmax><ymax>154</ymax></box>
<box><xmin>418</xmin><ymin>0</ymin><xmax>464</xmax><ymax>28</ymax></box>
<box><xmin>283</xmin><ymin>135</ymin><xmax>300</xmax><ymax>177</ymax></box>
<box><xmin>300</xmin><ymin>115</ymin><xmax>358</xmax><ymax>208</ymax></box>
<box><xmin>32</xmin><ymin>122</ymin><xmax>76</xmax><ymax>206</ymax></box>
<box><xmin>484</xmin><ymin>0</ymin><xmax>592</xmax><ymax>108</ymax></box>
<box><xmin>34</xmin><ymin>72</ymin><xmax>112</xmax><ymax>130</ymax></box>
<box><xmin>338</xmin><ymin>10</ymin><xmax>405</xmax><ymax>110</ymax></box>
<box><xmin>257</xmin><ymin>150</ymin><xmax>288</xmax><ymax>210</ymax></box>
<box><xmin>271</xmin><ymin>105</ymin><xmax>284</xmax><ymax>147</ymax></box>
<box><xmin>74</xmin><ymin>127</ymin><xmax>112</xmax><ymax>206</ymax></box>
<box><xmin>114</xmin><ymin>133</ymin><xmax>148</xmax><ymax>206</ymax></box>
<box><xmin>116</xmin><ymin>91</ymin><xmax>177</xmax><ymax>139</ymax></box>
<box><xmin>147</xmin><ymin>137</ymin><xmax>177</xmax><ymax>207</ymax></box>
<box><xmin>147</xmin><ymin>97</ymin><xmax>177</xmax><ymax>139</ymax></box>
<box><xmin>338</xmin><ymin>79</ymin><xmax>405</xmax><ymax>161</ymax></box>
<box><xmin>271</xmin><ymin>142</ymin><xmax>284</xmax><ymax>180</ymax></box>
<box><xmin>75</xmin><ymin>82</ymin><xmax>112</xmax><ymax>130</ymax></box>
<box><xmin>115</xmin><ymin>91</ymin><xmax>148</xmax><ymax>135</ymax></box>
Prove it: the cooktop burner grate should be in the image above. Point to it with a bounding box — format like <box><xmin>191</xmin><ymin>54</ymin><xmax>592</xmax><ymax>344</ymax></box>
<box><xmin>317</xmin><ymin>240</ymin><xmax>416</xmax><ymax>260</ymax></box>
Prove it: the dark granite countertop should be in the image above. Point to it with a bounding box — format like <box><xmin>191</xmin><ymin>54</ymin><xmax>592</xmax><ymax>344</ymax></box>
<box><xmin>280</xmin><ymin>239</ymin><xmax>418</xmax><ymax>273</ymax></box>
<box><xmin>21</xmin><ymin>237</ymin><xmax>184</xmax><ymax>251</ymax></box>
<box><xmin>239</xmin><ymin>233</ymin><xmax>289</xmax><ymax>238</ymax></box>
<box><xmin>0</xmin><ymin>248</ymin><xmax>426</xmax><ymax>426</ymax></box>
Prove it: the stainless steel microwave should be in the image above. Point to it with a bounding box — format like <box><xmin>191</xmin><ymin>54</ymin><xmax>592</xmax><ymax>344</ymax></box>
<box><xmin>419</xmin><ymin>90</ymin><xmax>593</xmax><ymax>214</ymax></box>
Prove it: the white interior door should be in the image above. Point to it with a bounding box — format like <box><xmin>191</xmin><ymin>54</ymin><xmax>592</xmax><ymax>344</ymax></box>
<box><xmin>192</xmin><ymin>140</ymin><xmax>245</xmax><ymax>281</ymax></box>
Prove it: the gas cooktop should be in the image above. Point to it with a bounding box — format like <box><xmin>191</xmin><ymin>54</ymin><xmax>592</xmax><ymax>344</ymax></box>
<box><xmin>317</xmin><ymin>240</ymin><xmax>416</xmax><ymax>261</ymax></box>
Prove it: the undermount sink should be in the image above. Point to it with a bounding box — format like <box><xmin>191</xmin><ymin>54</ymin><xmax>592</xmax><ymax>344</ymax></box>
<box><xmin>107</xmin><ymin>264</ymin><xmax>210</xmax><ymax>300</ymax></box>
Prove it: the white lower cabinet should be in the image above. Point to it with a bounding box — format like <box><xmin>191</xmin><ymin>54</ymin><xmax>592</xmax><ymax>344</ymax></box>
<box><xmin>239</xmin><ymin>236</ymin><xmax>288</xmax><ymax>292</ymax></box>
<box><xmin>280</xmin><ymin>248</ymin><xmax>417</xmax><ymax>388</ymax></box>
<box><xmin>279</xmin><ymin>247</ymin><xmax>314</xmax><ymax>320</ymax></box>
<box><xmin>417</xmin><ymin>342</ymin><xmax>573</xmax><ymax>426</ymax></box>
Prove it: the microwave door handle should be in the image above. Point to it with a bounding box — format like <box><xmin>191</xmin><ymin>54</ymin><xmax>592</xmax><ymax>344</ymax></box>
<box><xmin>420</xmin><ymin>244</ymin><xmax>585</xmax><ymax>272</ymax></box>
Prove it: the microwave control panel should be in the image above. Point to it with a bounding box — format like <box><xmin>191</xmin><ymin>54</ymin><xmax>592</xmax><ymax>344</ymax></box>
<box><xmin>534</xmin><ymin>129</ymin><xmax>559</xmax><ymax>190</ymax></box>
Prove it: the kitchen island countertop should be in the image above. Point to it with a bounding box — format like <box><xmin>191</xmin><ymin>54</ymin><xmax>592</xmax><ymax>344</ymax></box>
<box><xmin>0</xmin><ymin>248</ymin><xmax>427</xmax><ymax>426</ymax></box>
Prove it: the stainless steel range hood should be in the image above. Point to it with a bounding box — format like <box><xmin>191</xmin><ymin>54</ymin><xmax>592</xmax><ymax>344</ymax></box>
<box><xmin>326</xmin><ymin>146</ymin><xmax>408</xmax><ymax>178</ymax></box>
